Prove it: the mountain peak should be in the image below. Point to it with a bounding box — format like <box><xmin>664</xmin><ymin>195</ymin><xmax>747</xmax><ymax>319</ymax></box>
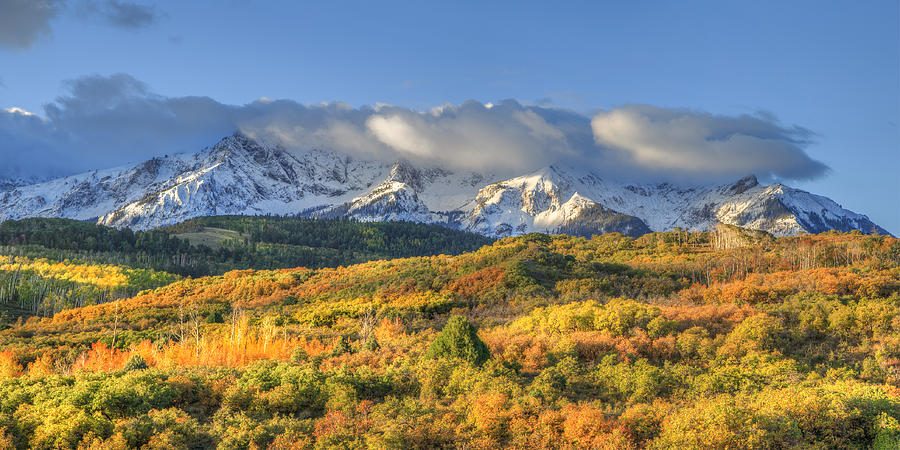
<box><xmin>204</xmin><ymin>131</ymin><xmax>277</xmax><ymax>165</ymax></box>
<box><xmin>0</xmin><ymin>134</ymin><xmax>888</xmax><ymax>237</ymax></box>
<box><xmin>224</xmin><ymin>130</ymin><xmax>260</xmax><ymax>147</ymax></box>
<box><xmin>726</xmin><ymin>174</ymin><xmax>759</xmax><ymax>195</ymax></box>
<box><xmin>386</xmin><ymin>160</ymin><xmax>425</xmax><ymax>192</ymax></box>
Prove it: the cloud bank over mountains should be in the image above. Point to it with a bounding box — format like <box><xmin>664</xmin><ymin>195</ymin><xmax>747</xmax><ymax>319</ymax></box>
<box><xmin>591</xmin><ymin>105</ymin><xmax>829</xmax><ymax>182</ymax></box>
<box><xmin>0</xmin><ymin>73</ymin><xmax>829</xmax><ymax>183</ymax></box>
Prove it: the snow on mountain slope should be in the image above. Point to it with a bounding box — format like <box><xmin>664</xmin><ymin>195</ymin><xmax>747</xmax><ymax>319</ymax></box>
<box><xmin>461</xmin><ymin>166</ymin><xmax>652</xmax><ymax>237</ymax></box>
<box><xmin>0</xmin><ymin>155</ymin><xmax>192</xmax><ymax>222</ymax></box>
<box><xmin>0</xmin><ymin>176</ymin><xmax>46</xmax><ymax>192</ymax></box>
<box><xmin>315</xmin><ymin>160</ymin><xmax>496</xmax><ymax>225</ymax></box>
<box><xmin>0</xmin><ymin>133</ymin><xmax>888</xmax><ymax>238</ymax></box>
<box><xmin>708</xmin><ymin>179</ymin><xmax>888</xmax><ymax>236</ymax></box>
<box><xmin>322</xmin><ymin>181</ymin><xmax>433</xmax><ymax>223</ymax></box>
<box><xmin>460</xmin><ymin>166</ymin><xmax>887</xmax><ymax>238</ymax></box>
<box><xmin>97</xmin><ymin>133</ymin><xmax>395</xmax><ymax>229</ymax></box>
<box><xmin>0</xmin><ymin>133</ymin><xmax>390</xmax><ymax>228</ymax></box>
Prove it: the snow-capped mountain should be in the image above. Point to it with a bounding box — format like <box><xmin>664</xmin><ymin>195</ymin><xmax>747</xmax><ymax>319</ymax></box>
<box><xmin>0</xmin><ymin>133</ymin><xmax>888</xmax><ymax>238</ymax></box>
<box><xmin>0</xmin><ymin>176</ymin><xmax>46</xmax><ymax>192</ymax></box>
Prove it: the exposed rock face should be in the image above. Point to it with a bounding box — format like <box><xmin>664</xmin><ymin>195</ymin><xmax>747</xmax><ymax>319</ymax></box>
<box><xmin>0</xmin><ymin>133</ymin><xmax>889</xmax><ymax>238</ymax></box>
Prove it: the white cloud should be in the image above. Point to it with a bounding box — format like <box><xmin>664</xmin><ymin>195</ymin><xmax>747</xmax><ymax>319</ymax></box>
<box><xmin>591</xmin><ymin>105</ymin><xmax>827</xmax><ymax>181</ymax></box>
<box><xmin>362</xmin><ymin>101</ymin><xmax>576</xmax><ymax>172</ymax></box>
<box><xmin>0</xmin><ymin>74</ymin><xmax>829</xmax><ymax>183</ymax></box>
<box><xmin>367</xmin><ymin>114</ymin><xmax>435</xmax><ymax>157</ymax></box>
<box><xmin>3</xmin><ymin>107</ymin><xmax>37</xmax><ymax>116</ymax></box>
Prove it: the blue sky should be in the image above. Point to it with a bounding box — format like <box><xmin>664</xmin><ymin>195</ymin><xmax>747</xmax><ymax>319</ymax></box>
<box><xmin>0</xmin><ymin>0</ymin><xmax>898</xmax><ymax>233</ymax></box>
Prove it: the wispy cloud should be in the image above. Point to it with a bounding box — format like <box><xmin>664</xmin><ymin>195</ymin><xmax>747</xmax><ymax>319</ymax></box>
<box><xmin>77</xmin><ymin>0</ymin><xmax>163</xmax><ymax>29</ymax></box>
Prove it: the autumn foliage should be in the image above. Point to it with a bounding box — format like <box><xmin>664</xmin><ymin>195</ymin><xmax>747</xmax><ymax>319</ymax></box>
<box><xmin>0</xmin><ymin>229</ymin><xmax>896</xmax><ymax>448</ymax></box>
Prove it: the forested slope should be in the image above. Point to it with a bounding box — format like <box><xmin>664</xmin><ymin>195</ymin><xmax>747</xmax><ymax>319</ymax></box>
<box><xmin>0</xmin><ymin>230</ymin><xmax>897</xmax><ymax>448</ymax></box>
<box><xmin>0</xmin><ymin>217</ymin><xmax>492</xmax><ymax>323</ymax></box>
<box><xmin>0</xmin><ymin>217</ymin><xmax>493</xmax><ymax>277</ymax></box>
<box><xmin>162</xmin><ymin>215</ymin><xmax>495</xmax><ymax>259</ymax></box>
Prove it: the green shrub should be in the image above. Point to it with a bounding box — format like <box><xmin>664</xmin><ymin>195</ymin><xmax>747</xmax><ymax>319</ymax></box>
<box><xmin>290</xmin><ymin>347</ymin><xmax>308</xmax><ymax>365</ymax></box>
<box><xmin>593</xmin><ymin>298</ymin><xmax>660</xmax><ymax>336</ymax></box>
<box><xmin>123</xmin><ymin>354</ymin><xmax>148</xmax><ymax>372</ymax></box>
<box><xmin>332</xmin><ymin>336</ymin><xmax>351</xmax><ymax>356</ymax></box>
<box><xmin>426</xmin><ymin>315</ymin><xmax>490</xmax><ymax>366</ymax></box>
<box><xmin>363</xmin><ymin>334</ymin><xmax>380</xmax><ymax>351</ymax></box>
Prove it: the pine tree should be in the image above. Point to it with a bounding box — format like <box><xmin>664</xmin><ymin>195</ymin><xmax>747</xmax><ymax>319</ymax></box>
<box><xmin>426</xmin><ymin>315</ymin><xmax>490</xmax><ymax>366</ymax></box>
<box><xmin>332</xmin><ymin>335</ymin><xmax>351</xmax><ymax>356</ymax></box>
<box><xmin>123</xmin><ymin>354</ymin><xmax>148</xmax><ymax>371</ymax></box>
<box><xmin>363</xmin><ymin>333</ymin><xmax>380</xmax><ymax>351</ymax></box>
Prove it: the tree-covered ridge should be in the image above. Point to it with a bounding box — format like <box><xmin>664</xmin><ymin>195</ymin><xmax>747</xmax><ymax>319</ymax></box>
<box><xmin>0</xmin><ymin>217</ymin><xmax>494</xmax><ymax>278</ymax></box>
<box><xmin>0</xmin><ymin>230</ymin><xmax>897</xmax><ymax>448</ymax></box>
<box><xmin>163</xmin><ymin>215</ymin><xmax>496</xmax><ymax>259</ymax></box>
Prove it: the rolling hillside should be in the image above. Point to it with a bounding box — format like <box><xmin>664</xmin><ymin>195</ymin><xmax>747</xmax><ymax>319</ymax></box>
<box><xmin>0</xmin><ymin>229</ymin><xmax>896</xmax><ymax>448</ymax></box>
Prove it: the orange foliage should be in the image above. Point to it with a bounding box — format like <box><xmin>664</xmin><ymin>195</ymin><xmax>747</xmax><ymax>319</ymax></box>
<box><xmin>49</xmin><ymin>268</ymin><xmax>305</xmax><ymax>325</ymax></box>
<box><xmin>313</xmin><ymin>410</ymin><xmax>359</xmax><ymax>441</ymax></box>
<box><xmin>481</xmin><ymin>328</ymin><xmax>549</xmax><ymax>372</ymax></box>
<box><xmin>72</xmin><ymin>342</ymin><xmax>129</xmax><ymax>372</ymax></box>
<box><xmin>569</xmin><ymin>332</ymin><xmax>619</xmax><ymax>361</ymax></box>
<box><xmin>447</xmin><ymin>267</ymin><xmax>506</xmax><ymax>298</ymax></box>
<box><xmin>469</xmin><ymin>392</ymin><xmax>509</xmax><ymax>438</ymax></box>
<box><xmin>561</xmin><ymin>404</ymin><xmax>635</xmax><ymax>449</ymax></box>
<box><xmin>520</xmin><ymin>340</ymin><xmax>550</xmax><ymax>372</ymax></box>
<box><xmin>660</xmin><ymin>303</ymin><xmax>754</xmax><ymax>335</ymax></box>
<box><xmin>681</xmin><ymin>268</ymin><xmax>899</xmax><ymax>305</ymax></box>
<box><xmin>156</xmin><ymin>332</ymin><xmax>305</xmax><ymax>368</ymax></box>
<box><xmin>373</xmin><ymin>318</ymin><xmax>406</xmax><ymax>345</ymax></box>
<box><xmin>69</xmin><ymin>331</ymin><xmax>331</xmax><ymax>373</ymax></box>
<box><xmin>25</xmin><ymin>352</ymin><xmax>57</xmax><ymax>377</ymax></box>
<box><xmin>0</xmin><ymin>351</ymin><xmax>22</xmax><ymax>378</ymax></box>
<box><xmin>506</xmin><ymin>403</ymin><xmax>637</xmax><ymax>449</ymax></box>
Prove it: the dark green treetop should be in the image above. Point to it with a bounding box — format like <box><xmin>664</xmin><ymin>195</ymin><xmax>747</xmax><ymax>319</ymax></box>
<box><xmin>426</xmin><ymin>315</ymin><xmax>491</xmax><ymax>366</ymax></box>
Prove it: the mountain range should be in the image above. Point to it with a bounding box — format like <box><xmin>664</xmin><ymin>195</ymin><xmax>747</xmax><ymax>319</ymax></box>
<box><xmin>0</xmin><ymin>132</ymin><xmax>888</xmax><ymax>238</ymax></box>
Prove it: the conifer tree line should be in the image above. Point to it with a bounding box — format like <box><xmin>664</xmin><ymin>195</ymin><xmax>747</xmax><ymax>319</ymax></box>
<box><xmin>0</xmin><ymin>216</ymin><xmax>493</xmax><ymax>277</ymax></box>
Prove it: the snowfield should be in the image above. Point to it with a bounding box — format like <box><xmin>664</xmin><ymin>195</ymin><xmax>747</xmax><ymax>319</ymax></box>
<box><xmin>0</xmin><ymin>133</ymin><xmax>888</xmax><ymax>238</ymax></box>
